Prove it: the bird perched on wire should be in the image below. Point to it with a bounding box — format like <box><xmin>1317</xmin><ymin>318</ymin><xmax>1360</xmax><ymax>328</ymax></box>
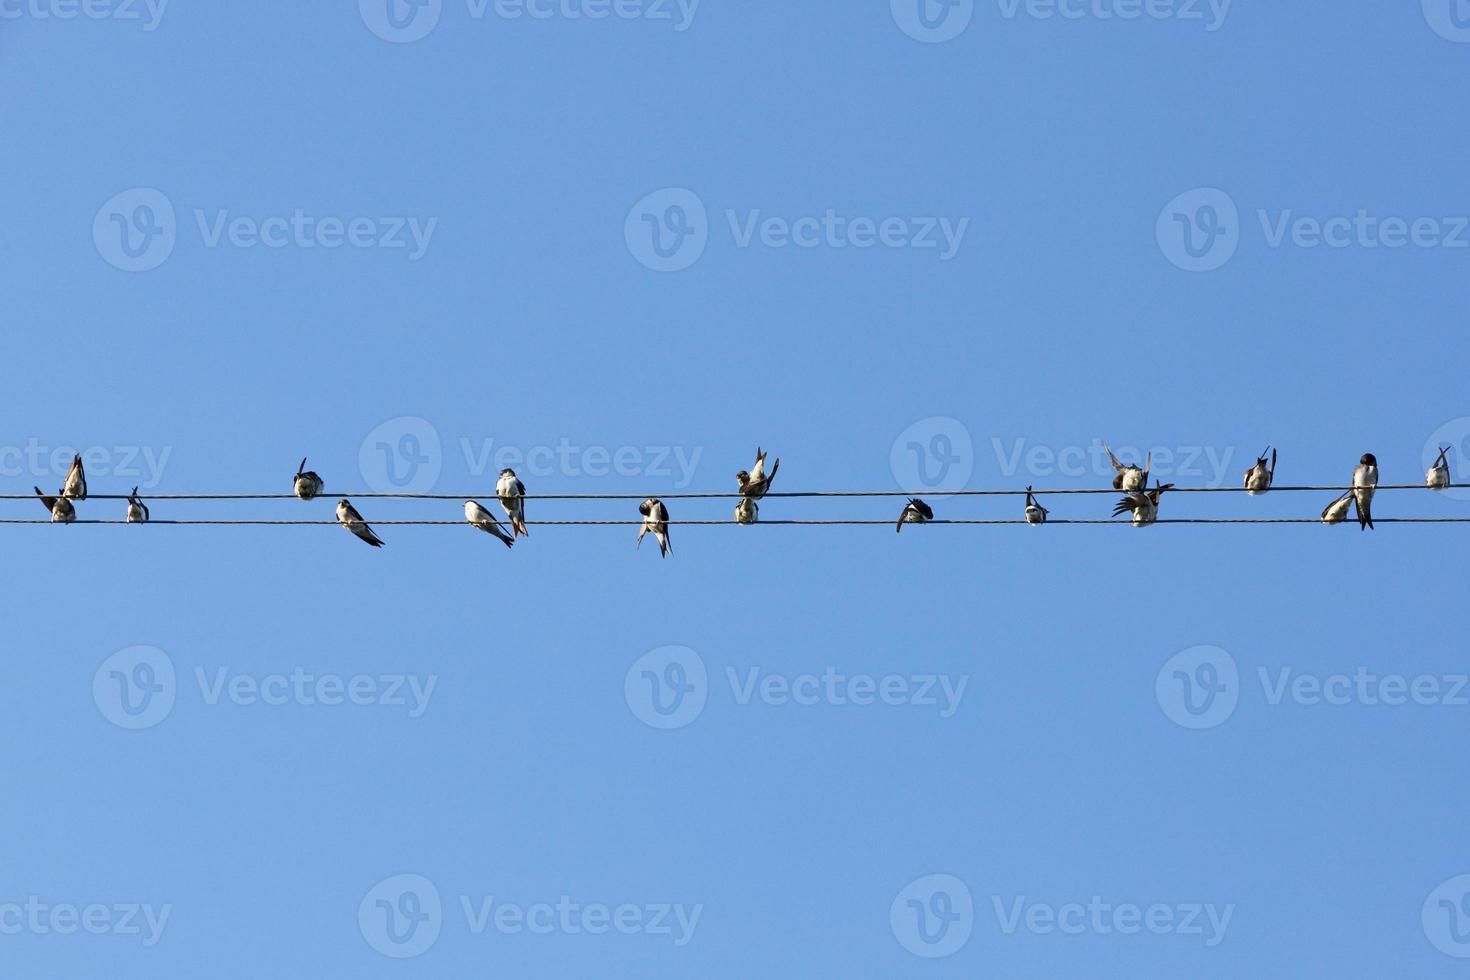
<box><xmin>294</xmin><ymin>458</ymin><xmax>324</xmax><ymax>500</ymax></box>
<box><xmin>734</xmin><ymin>498</ymin><xmax>758</xmax><ymax>525</ymax></box>
<box><xmin>496</xmin><ymin>468</ymin><xmax>529</xmax><ymax>538</ymax></box>
<box><xmin>896</xmin><ymin>498</ymin><xmax>933</xmax><ymax>532</ymax></box>
<box><xmin>1352</xmin><ymin>453</ymin><xmax>1377</xmax><ymax>531</ymax></box>
<box><xmin>1024</xmin><ymin>486</ymin><xmax>1049</xmax><ymax>525</ymax></box>
<box><xmin>35</xmin><ymin>486</ymin><xmax>75</xmax><ymax>523</ymax></box>
<box><xmin>126</xmin><ymin>487</ymin><xmax>149</xmax><ymax>523</ymax></box>
<box><xmin>736</xmin><ymin>448</ymin><xmax>780</xmax><ymax>499</ymax></box>
<box><xmin>1321</xmin><ymin>491</ymin><xmax>1352</xmax><ymax>525</ymax></box>
<box><xmin>336</xmin><ymin>499</ymin><xmax>384</xmax><ymax>547</ymax></box>
<box><xmin>637</xmin><ymin>498</ymin><xmax>671</xmax><ymax>557</ymax></box>
<box><xmin>1427</xmin><ymin>446</ymin><xmax>1451</xmax><ymax>490</ymax></box>
<box><xmin>464</xmin><ymin>500</ymin><xmax>514</xmax><ymax>549</ymax></box>
<box><xmin>62</xmin><ymin>453</ymin><xmax>86</xmax><ymax>500</ymax></box>
<box><xmin>1243</xmin><ymin>447</ymin><xmax>1276</xmax><ymax>495</ymax></box>
<box><xmin>1105</xmin><ymin>444</ymin><xmax>1149</xmax><ymax>492</ymax></box>
<box><xmin>1113</xmin><ymin>480</ymin><xmax>1174</xmax><ymax>527</ymax></box>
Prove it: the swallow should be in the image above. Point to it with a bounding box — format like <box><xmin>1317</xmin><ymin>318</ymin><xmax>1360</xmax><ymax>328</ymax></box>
<box><xmin>1024</xmin><ymin>485</ymin><xmax>1049</xmax><ymax>525</ymax></box>
<box><xmin>1105</xmin><ymin>444</ymin><xmax>1150</xmax><ymax>492</ymax></box>
<box><xmin>896</xmin><ymin>498</ymin><xmax>934</xmax><ymax>533</ymax></box>
<box><xmin>1352</xmin><ymin>453</ymin><xmax>1377</xmax><ymax>531</ymax></box>
<box><xmin>736</xmin><ymin>447</ymin><xmax>780</xmax><ymax>499</ymax></box>
<box><xmin>336</xmin><ymin>498</ymin><xmax>384</xmax><ymax>547</ymax></box>
<box><xmin>496</xmin><ymin>468</ymin><xmax>529</xmax><ymax>538</ymax></box>
<box><xmin>1321</xmin><ymin>491</ymin><xmax>1353</xmax><ymax>525</ymax></box>
<box><xmin>734</xmin><ymin>498</ymin><xmax>759</xmax><ymax>525</ymax></box>
<box><xmin>1113</xmin><ymin>480</ymin><xmax>1174</xmax><ymax>527</ymax></box>
<box><xmin>1427</xmin><ymin>446</ymin><xmax>1451</xmax><ymax>490</ymax></box>
<box><xmin>1243</xmin><ymin>447</ymin><xmax>1276</xmax><ymax>495</ymax></box>
<box><xmin>294</xmin><ymin>458</ymin><xmax>324</xmax><ymax>500</ymax></box>
<box><xmin>464</xmin><ymin>500</ymin><xmax>514</xmax><ymax>549</ymax></box>
<box><xmin>35</xmin><ymin>486</ymin><xmax>75</xmax><ymax>523</ymax></box>
<box><xmin>62</xmin><ymin>453</ymin><xmax>86</xmax><ymax>500</ymax></box>
<box><xmin>637</xmin><ymin>498</ymin><xmax>671</xmax><ymax>557</ymax></box>
<box><xmin>126</xmin><ymin>487</ymin><xmax>149</xmax><ymax>523</ymax></box>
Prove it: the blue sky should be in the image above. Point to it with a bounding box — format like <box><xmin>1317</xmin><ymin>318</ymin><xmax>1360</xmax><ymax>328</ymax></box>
<box><xmin>4</xmin><ymin>1</ymin><xmax>1470</xmax><ymax>976</ymax></box>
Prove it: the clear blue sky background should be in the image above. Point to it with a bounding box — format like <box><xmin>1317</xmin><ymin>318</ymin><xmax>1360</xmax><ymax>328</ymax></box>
<box><xmin>4</xmin><ymin>2</ymin><xmax>1470</xmax><ymax>976</ymax></box>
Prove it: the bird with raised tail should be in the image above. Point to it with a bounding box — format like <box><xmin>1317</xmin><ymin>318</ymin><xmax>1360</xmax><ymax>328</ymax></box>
<box><xmin>1427</xmin><ymin>446</ymin><xmax>1451</xmax><ymax>490</ymax></box>
<box><xmin>896</xmin><ymin>498</ymin><xmax>933</xmax><ymax>533</ymax></box>
<box><xmin>62</xmin><ymin>453</ymin><xmax>86</xmax><ymax>500</ymax></box>
<box><xmin>1243</xmin><ymin>447</ymin><xmax>1276</xmax><ymax>495</ymax></box>
<box><xmin>464</xmin><ymin>500</ymin><xmax>514</xmax><ymax>549</ymax></box>
<box><xmin>1321</xmin><ymin>492</ymin><xmax>1353</xmax><ymax>525</ymax></box>
<box><xmin>1113</xmin><ymin>481</ymin><xmax>1174</xmax><ymax>527</ymax></box>
<box><xmin>1024</xmin><ymin>486</ymin><xmax>1049</xmax><ymax>525</ymax></box>
<box><xmin>637</xmin><ymin>498</ymin><xmax>671</xmax><ymax>557</ymax></box>
<box><xmin>1352</xmin><ymin>453</ymin><xmax>1377</xmax><ymax>531</ymax></box>
<box><xmin>35</xmin><ymin>486</ymin><xmax>75</xmax><ymax>523</ymax></box>
<box><xmin>336</xmin><ymin>499</ymin><xmax>384</xmax><ymax>547</ymax></box>
<box><xmin>1105</xmin><ymin>444</ymin><xmax>1149</xmax><ymax>492</ymax></box>
<box><xmin>294</xmin><ymin>458</ymin><xmax>324</xmax><ymax>500</ymax></box>
<box><xmin>126</xmin><ymin>487</ymin><xmax>149</xmax><ymax>523</ymax></box>
<box><xmin>734</xmin><ymin>498</ymin><xmax>758</xmax><ymax>525</ymax></box>
<box><xmin>736</xmin><ymin>448</ymin><xmax>780</xmax><ymax>499</ymax></box>
<box><xmin>496</xmin><ymin>468</ymin><xmax>529</xmax><ymax>538</ymax></box>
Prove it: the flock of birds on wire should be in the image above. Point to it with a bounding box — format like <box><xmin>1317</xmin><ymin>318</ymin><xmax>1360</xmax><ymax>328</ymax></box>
<box><xmin>26</xmin><ymin>444</ymin><xmax>1459</xmax><ymax>556</ymax></box>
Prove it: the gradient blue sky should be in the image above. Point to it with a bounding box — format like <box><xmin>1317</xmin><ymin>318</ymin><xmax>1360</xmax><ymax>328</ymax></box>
<box><xmin>5</xmin><ymin>2</ymin><xmax>1470</xmax><ymax>976</ymax></box>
